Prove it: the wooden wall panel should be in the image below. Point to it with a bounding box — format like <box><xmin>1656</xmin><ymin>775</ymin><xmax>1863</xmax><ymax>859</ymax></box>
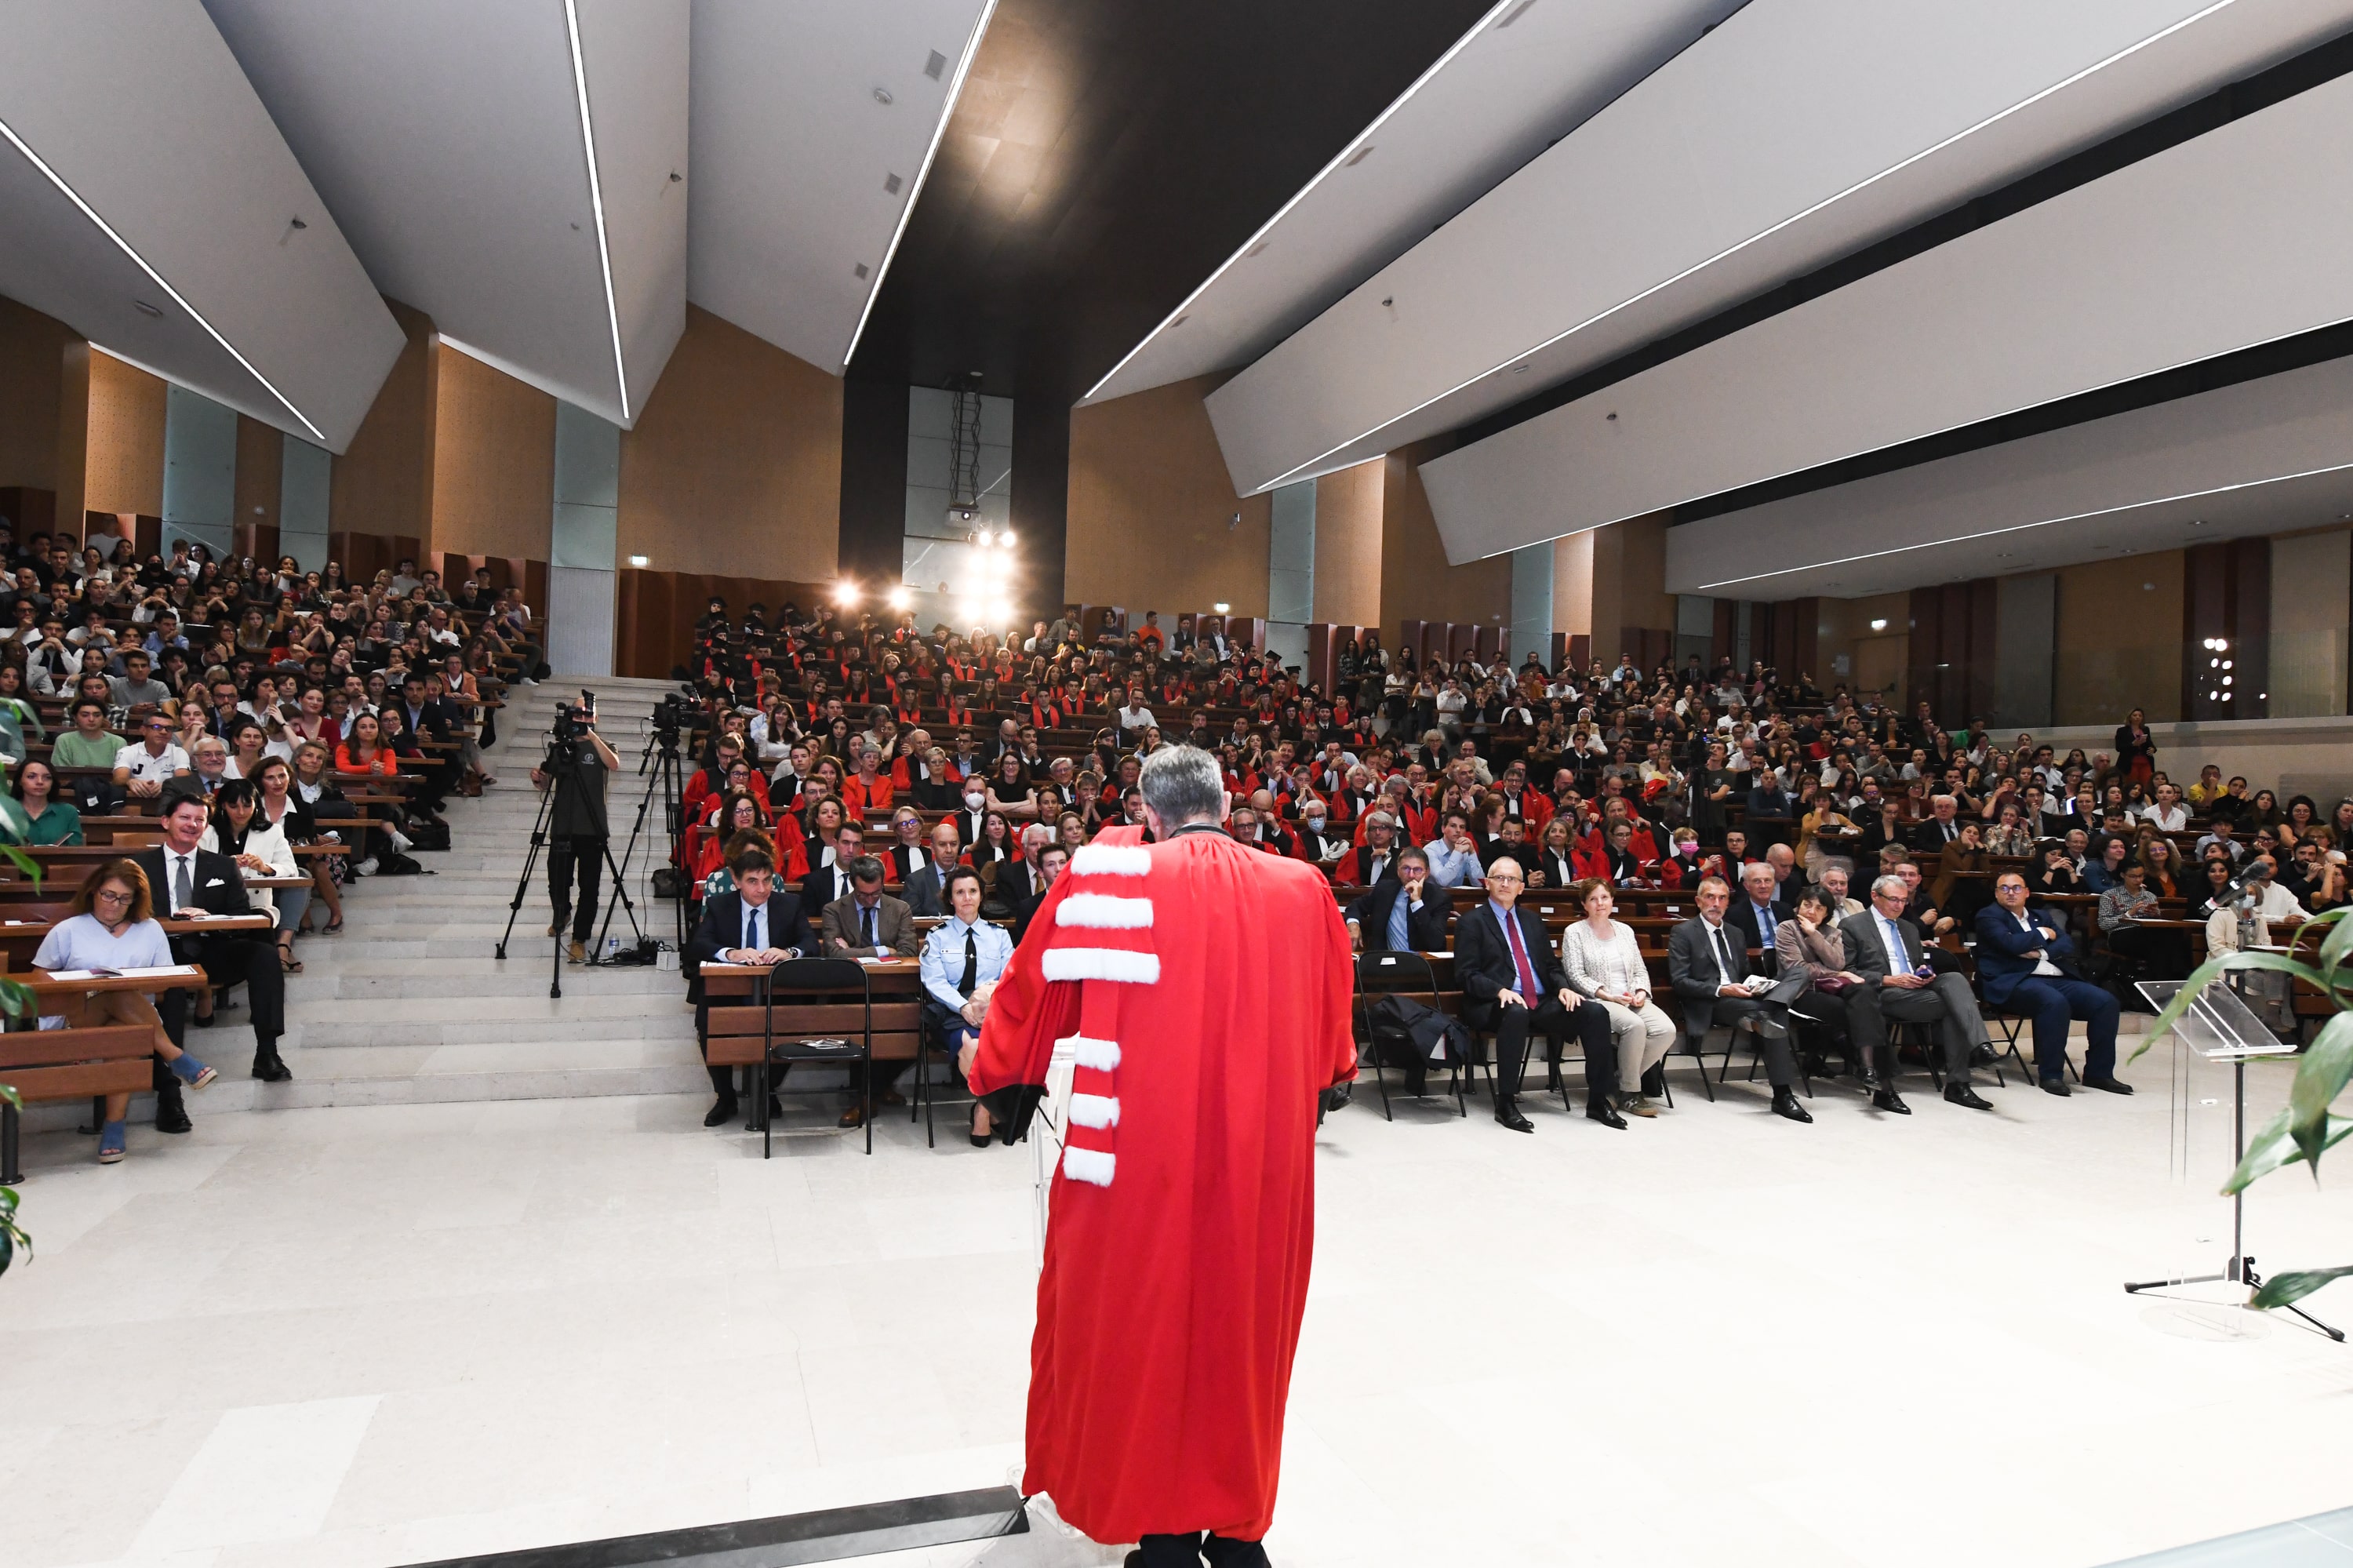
<box><xmin>1311</xmin><ymin>458</ymin><xmax>1384</xmax><ymax>627</ymax></box>
<box><xmin>1067</xmin><ymin>373</ymin><xmax>1271</xmax><ymax>617</ymax></box>
<box><xmin>330</xmin><ymin>299</ymin><xmax>437</xmax><ymax>547</ymax></box>
<box><xmin>234</xmin><ymin>415</ymin><xmax>282</xmax><ymax>563</ymax></box>
<box><xmin>1380</xmin><ymin>437</ymin><xmax>1510</xmax><ymax>641</ymax></box>
<box><xmin>618</xmin><ymin>305</ymin><xmax>840</xmax><ymax>581</ymax></box>
<box><xmin>0</xmin><ymin>296</ymin><xmax>70</xmax><ymax>491</ymax></box>
<box><xmin>83</xmin><ymin>350</ymin><xmax>166</xmax><ymax>519</ymax></box>
<box><xmin>2054</xmin><ymin>551</ymin><xmax>2183</xmax><ymax>725</ymax></box>
<box><xmin>431</xmin><ymin>347</ymin><xmax>555</xmax><ymax>562</ymax></box>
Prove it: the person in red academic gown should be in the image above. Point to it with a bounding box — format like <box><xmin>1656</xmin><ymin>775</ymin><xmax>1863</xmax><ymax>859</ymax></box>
<box><xmin>962</xmin><ymin>745</ymin><xmax>1356</xmax><ymax>1567</ymax></box>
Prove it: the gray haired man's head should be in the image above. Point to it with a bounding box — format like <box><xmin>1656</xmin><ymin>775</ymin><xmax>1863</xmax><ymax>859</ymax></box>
<box><xmin>1138</xmin><ymin>744</ymin><xmax>1226</xmax><ymax>830</ymax></box>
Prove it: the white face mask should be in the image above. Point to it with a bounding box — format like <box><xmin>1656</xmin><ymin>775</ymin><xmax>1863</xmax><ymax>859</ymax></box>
<box><xmin>1304</xmin><ymin>815</ymin><xmax>1326</xmax><ymax>829</ymax></box>
<box><xmin>965</xmin><ymin>791</ymin><xmax>987</xmax><ymax>809</ymax></box>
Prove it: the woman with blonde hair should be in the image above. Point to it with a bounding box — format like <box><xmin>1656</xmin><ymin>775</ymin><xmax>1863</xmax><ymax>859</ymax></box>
<box><xmin>33</xmin><ymin>860</ymin><xmax>218</xmax><ymax>1162</ymax></box>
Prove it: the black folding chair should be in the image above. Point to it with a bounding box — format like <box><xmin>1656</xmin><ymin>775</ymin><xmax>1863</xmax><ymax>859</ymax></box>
<box><xmin>757</xmin><ymin>957</ymin><xmax>873</xmax><ymax>1157</ymax></box>
<box><xmin>913</xmin><ymin>1002</ymin><xmax>978</xmax><ymax>1149</ymax></box>
<box><xmin>1355</xmin><ymin>951</ymin><xmax>1468</xmax><ymax>1120</ymax></box>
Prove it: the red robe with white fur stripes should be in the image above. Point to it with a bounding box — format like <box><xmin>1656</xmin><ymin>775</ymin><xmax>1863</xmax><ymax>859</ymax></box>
<box><xmin>969</xmin><ymin>826</ymin><xmax>1357</xmax><ymax>1544</ymax></box>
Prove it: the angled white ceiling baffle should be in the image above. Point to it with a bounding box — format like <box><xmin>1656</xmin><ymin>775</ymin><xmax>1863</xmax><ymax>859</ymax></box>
<box><xmin>1080</xmin><ymin>0</ymin><xmax>1748</xmax><ymax>407</ymax></box>
<box><xmin>1425</xmin><ymin>67</ymin><xmax>2353</xmax><ymax>561</ymax></box>
<box><xmin>1203</xmin><ymin>0</ymin><xmax>2353</xmax><ymax>497</ymax></box>
<box><xmin>688</xmin><ymin>0</ymin><xmax>996</xmax><ymax>374</ymax></box>
<box><xmin>205</xmin><ymin>0</ymin><xmax>690</xmax><ymax>427</ymax></box>
<box><xmin>0</xmin><ymin>0</ymin><xmax>403</xmax><ymax>450</ymax></box>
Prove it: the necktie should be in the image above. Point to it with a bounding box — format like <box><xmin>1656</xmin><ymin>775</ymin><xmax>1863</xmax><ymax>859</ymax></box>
<box><xmin>861</xmin><ymin>904</ymin><xmax>876</xmax><ymax>949</ymax></box>
<box><xmin>173</xmin><ymin>853</ymin><xmax>193</xmax><ymax>911</ymax></box>
<box><xmin>958</xmin><ymin>930</ymin><xmax>978</xmax><ymax>996</ymax></box>
<box><xmin>1504</xmin><ymin>911</ymin><xmax>1539</xmax><ymax>1000</ymax></box>
<box><xmin>1755</xmin><ymin>903</ymin><xmax>1776</xmax><ymax>949</ymax></box>
<box><xmin>745</xmin><ymin>904</ymin><xmax>762</xmax><ymax>953</ymax></box>
<box><xmin>1711</xmin><ymin>922</ymin><xmax>1737</xmax><ymax>984</ymax></box>
<box><xmin>1387</xmin><ymin>888</ymin><xmax>1412</xmax><ymax>951</ymax></box>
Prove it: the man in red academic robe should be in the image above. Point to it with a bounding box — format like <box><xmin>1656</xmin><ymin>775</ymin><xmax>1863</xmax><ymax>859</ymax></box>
<box><xmin>962</xmin><ymin>744</ymin><xmax>1356</xmax><ymax>1566</ymax></box>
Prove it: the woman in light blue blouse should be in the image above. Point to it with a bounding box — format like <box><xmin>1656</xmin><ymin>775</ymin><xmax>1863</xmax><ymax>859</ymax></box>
<box><xmin>31</xmin><ymin>860</ymin><xmax>216</xmax><ymax>1163</ymax></box>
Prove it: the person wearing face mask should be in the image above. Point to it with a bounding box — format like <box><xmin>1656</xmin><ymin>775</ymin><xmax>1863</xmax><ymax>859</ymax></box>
<box><xmin>1294</xmin><ymin>795</ymin><xmax>1351</xmax><ymax>872</ymax></box>
<box><xmin>952</xmin><ymin>780</ymin><xmax>990</xmax><ymax>849</ymax></box>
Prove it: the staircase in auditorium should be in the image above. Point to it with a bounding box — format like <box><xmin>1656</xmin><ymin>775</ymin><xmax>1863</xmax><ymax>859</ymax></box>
<box><xmin>80</xmin><ymin>676</ymin><xmax>708</xmax><ymax>1122</ymax></box>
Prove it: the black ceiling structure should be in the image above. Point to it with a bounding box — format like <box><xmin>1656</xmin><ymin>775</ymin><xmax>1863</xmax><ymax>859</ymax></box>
<box><xmin>836</xmin><ymin>0</ymin><xmax>1498</xmax><ymax>606</ymax></box>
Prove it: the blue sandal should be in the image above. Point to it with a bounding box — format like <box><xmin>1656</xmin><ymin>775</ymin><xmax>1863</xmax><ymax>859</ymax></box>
<box><xmin>97</xmin><ymin>1120</ymin><xmax>127</xmax><ymax>1163</ymax></box>
<box><xmin>169</xmin><ymin>1055</ymin><xmax>218</xmax><ymax>1090</ymax></box>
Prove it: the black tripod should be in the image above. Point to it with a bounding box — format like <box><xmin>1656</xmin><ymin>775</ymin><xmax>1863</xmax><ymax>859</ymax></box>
<box><xmin>595</xmin><ymin>725</ymin><xmax>688</xmax><ymax>958</ymax></box>
<box><xmin>494</xmin><ymin>732</ymin><xmax>639</xmax><ymax>999</ymax></box>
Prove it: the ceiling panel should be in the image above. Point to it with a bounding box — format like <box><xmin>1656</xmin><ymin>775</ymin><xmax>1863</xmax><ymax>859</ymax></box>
<box><xmin>1660</xmin><ymin>353</ymin><xmax>2353</xmax><ymax>599</ymax></box>
<box><xmin>1204</xmin><ymin>0</ymin><xmax>2353</xmax><ymax>496</ymax></box>
<box><xmin>688</xmin><ymin>0</ymin><xmax>993</xmax><ymax>375</ymax></box>
<box><xmin>0</xmin><ymin>0</ymin><xmax>403</xmax><ymax>450</ymax></box>
<box><xmin>1422</xmin><ymin>68</ymin><xmax>2353</xmax><ymax>562</ymax></box>
<box><xmin>1079</xmin><ymin>0</ymin><xmax>1747</xmax><ymax>406</ymax></box>
<box><xmin>204</xmin><ymin>0</ymin><xmax>689</xmax><ymax>427</ymax></box>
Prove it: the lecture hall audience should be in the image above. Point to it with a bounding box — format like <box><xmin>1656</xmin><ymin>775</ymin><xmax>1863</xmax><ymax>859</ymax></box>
<box><xmin>671</xmin><ymin>594</ymin><xmax>2346</xmax><ymax>1143</ymax></box>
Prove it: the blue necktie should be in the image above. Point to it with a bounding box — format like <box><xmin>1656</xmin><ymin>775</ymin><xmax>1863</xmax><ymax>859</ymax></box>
<box><xmin>1387</xmin><ymin>889</ymin><xmax>1411</xmax><ymax>951</ymax></box>
<box><xmin>746</xmin><ymin>904</ymin><xmax>762</xmax><ymax>952</ymax></box>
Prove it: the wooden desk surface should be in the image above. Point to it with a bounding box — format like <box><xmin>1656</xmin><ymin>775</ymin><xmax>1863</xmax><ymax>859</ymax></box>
<box><xmin>24</xmin><ymin>964</ymin><xmax>209</xmax><ymax>994</ymax></box>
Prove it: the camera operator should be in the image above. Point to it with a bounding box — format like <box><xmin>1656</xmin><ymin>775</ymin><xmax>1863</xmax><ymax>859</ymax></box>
<box><xmin>531</xmin><ymin>697</ymin><xmax>621</xmax><ymax>963</ymax></box>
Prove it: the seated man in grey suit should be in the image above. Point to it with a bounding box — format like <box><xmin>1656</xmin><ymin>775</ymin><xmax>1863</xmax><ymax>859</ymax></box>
<box><xmin>1837</xmin><ymin>873</ymin><xmax>1994</xmax><ymax>1111</ymax></box>
<box><xmin>1666</xmin><ymin>875</ymin><xmax>1810</xmax><ymax>1123</ymax></box>
<box><xmin>821</xmin><ymin>854</ymin><xmax>921</xmax><ymax>959</ymax></box>
<box><xmin>820</xmin><ymin>855</ymin><xmax>922</xmax><ymax>1127</ymax></box>
<box><xmin>900</xmin><ymin>820</ymin><xmax>963</xmax><ymax>919</ymax></box>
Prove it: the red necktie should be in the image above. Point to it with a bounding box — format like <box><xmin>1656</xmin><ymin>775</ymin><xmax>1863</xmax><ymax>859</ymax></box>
<box><xmin>1504</xmin><ymin>910</ymin><xmax>1539</xmax><ymax>1000</ymax></box>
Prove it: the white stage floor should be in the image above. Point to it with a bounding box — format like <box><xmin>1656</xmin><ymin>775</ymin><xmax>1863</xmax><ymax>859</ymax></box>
<box><xmin>5</xmin><ymin>1039</ymin><xmax>2348</xmax><ymax>1568</ymax></box>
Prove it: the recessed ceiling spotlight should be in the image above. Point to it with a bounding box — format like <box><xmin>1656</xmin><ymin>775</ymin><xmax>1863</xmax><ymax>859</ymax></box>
<box><xmin>853</xmin><ymin>261</ymin><xmax>870</xmax><ymax>278</ymax></box>
<box><xmin>1343</xmin><ymin>146</ymin><xmax>1374</xmax><ymax>168</ymax></box>
<box><xmin>1170</xmin><ymin>315</ymin><xmax>1188</xmax><ymax>329</ymax></box>
<box><xmin>1498</xmin><ymin>0</ymin><xmax>1539</xmax><ymax>26</ymax></box>
<box><xmin>924</xmin><ymin>49</ymin><xmax>948</xmax><ymax>80</ymax></box>
<box><xmin>873</xmin><ymin>86</ymin><xmax>894</xmax><ymax>105</ymax></box>
<box><xmin>1512</xmin><ymin>363</ymin><xmax>1530</xmax><ymax>373</ymax></box>
<box><xmin>1244</xmin><ymin>242</ymin><xmax>1269</xmax><ymax>259</ymax></box>
<box><xmin>883</xmin><ymin>172</ymin><xmax>903</xmax><ymax>195</ymax></box>
<box><xmin>132</xmin><ymin>300</ymin><xmax>162</xmax><ymax>318</ymax></box>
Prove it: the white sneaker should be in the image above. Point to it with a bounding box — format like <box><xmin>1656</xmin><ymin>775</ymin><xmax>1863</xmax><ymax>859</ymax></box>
<box><xmin>388</xmin><ymin>828</ymin><xmax>413</xmax><ymax>853</ymax></box>
<box><xmin>355</xmin><ymin>856</ymin><xmax>380</xmax><ymax>876</ymax></box>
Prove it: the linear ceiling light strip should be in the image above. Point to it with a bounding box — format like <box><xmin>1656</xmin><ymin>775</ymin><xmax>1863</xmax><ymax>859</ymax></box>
<box><xmin>1078</xmin><ymin>0</ymin><xmax>1520</xmax><ymax>404</ymax></box>
<box><xmin>564</xmin><ymin>0</ymin><xmax>631</xmax><ymax>422</ymax></box>
<box><xmin>1693</xmin><ymin>457</ymin><xmax>2353</xmax><ymax>593</ymax></box>
<box><xmin>0</xmin><ymin>113</ymin><xmax>328</xmax><ymax>442</ymax></box>
<box><xmin>844</xmin><ymin>0</ymin><xmax>1002</xmax><ymax>368</ymax></box>
<box><xmin>1249</xmin><ymin>0</ymin><xmax>2241</xmax><ymax>493</ymax></box>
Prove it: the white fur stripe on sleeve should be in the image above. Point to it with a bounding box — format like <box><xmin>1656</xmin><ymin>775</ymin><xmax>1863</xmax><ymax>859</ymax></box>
<box><xmin>1070</xmin><ymin>845</ymin><xmax>1152</xmax><ymax>877</ymax></box>
<box><xmin>1056</xmin><ymin>893</ymin><xmax>1154</xmax><ymax>930</ymax></box>
<box><xmin>1060</xmin><ymin>1034</ymin><xmax>1122</xmax><ymax>1071</ymax></box>
<box><xmin>1042</xmin><ymin>947</ymin><xmax>1162</xmax><ymax>984</ymax></box>
<box><xmin>1067</xmin><ymin>1092</ymin><xmax>1119</xmax><ymax>1130</ymax></box>
<box><xmin>1062</xmin><ymin>1146</ymin><xmax>1116</xmax><ymax>1187</ymax></box>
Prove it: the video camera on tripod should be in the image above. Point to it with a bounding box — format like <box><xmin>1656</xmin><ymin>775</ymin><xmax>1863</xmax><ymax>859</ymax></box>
<box><xmin>548</xmin><ymin>689</ymin><xmax>596</xmax><ymax>760</ymax></box>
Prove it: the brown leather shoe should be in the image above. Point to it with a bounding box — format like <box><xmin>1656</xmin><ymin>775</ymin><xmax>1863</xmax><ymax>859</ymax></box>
<box><xmin>877</xmin><ymin>1087</ymin><xmax>906</xmax><ymax>1107</ymax></box>
<box><xmin>838</xmin><ymin>1104</ymin><xmax>866</xmax><ymax>1128</ymax></box>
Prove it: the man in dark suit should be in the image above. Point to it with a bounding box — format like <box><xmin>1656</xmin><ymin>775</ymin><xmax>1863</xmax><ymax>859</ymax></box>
<box><xmin>684</xmin><ymin>847</ymin><xmax>814</xmax><ymax>1126</ymax></box>
<box><xmin>1344</xmin><ymin>847</ymin><xmax>1450</xmax><ymax>953</ymax></box>
<box><xmin>1013</xmin><ymin>842</ymin><xmax>1068</xmax><ymax>944</ymax></box>
<box><xmin>1839</xmin><ymin>872</ymin><xmax>1994</xmax><ymax>1110</ymax></box>
<box><xmin>900</xmin><ymin>821</ymin><xmax>963</xmax><ymax>919</ymax></box>
<box><xmin>1974</xmin><ymin>870</ymin><xmax>2129</xmax><ymax>1097</ymax></box>
<box><xmin>136</xmin><ymin>790</ymin><xmax>289</xmax><ymax>1101</ymax></box>
<box><xmin>1345</xmin><ymin>812</ymin><xmax>1403</xmax><ymax>887</ymax></box>
<box><xmin>1453</xmin><ymin>857</ymin><xmax>1619</xmax><ymax>1132</ymax></box>
<box><xmin>1724</xmin><ymin>860</ymin><xmax>1792</xmax><ymax>966</ymax></box>
<box><xmin>948</xmin><ymin>781</ymin><xmax>991</xmax><ymax>849</ymax></box>
<box><xmin>1667</xmin><ymin>875</ymin><xmax>1810</xmax><ymax>1122</ymax></box>
<box><xmin>801</xmin><ymin>822</ymin><xmax>864</xmax><ymax>910</ymax></box>
<box><xmin>1907</xmin><ymin>794</ymin><xmax>1966</xmax><ymax>853</ymax></box>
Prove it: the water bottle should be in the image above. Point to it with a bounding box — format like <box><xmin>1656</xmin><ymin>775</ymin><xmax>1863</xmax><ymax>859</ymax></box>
<box><xmin>604</xmin><ymin>935</ymin><xmax>621</xmax><ymax>964</ymax></box>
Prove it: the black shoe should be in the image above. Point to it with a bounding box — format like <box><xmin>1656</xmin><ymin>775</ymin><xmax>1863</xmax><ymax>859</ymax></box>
<box><xmin>1494</xmin><ymin>1097</ymin><xmax>1534</xmax><ymax>1133</ymax></box>
<box><xmin>1970</xmin><ymin>1043</ymin><xmax>1998</xmax><ymax>1068</ymax></box>
<box><xmin>193</xmin><ymin>1010</ymin><xmax>216</xmax><ymax>1030</ymax></box>
<box><xmin>1944</xmin><ymin>1084</ymin><xmax>1994</xmax><ymax>1111</ymax></box>
<box><xmin>155</xmin><ymin>1108</ymin><xmax>192</xmax><ymax>1134</ymax></box>
<box><xmin>1585</xmin><ymin>1101</ymin><xmax>1627</xmax><ymax>1130</ymax></box>
<box><xmin>2082</xmin><ymin>1075</ymin><xmax>2135</xmax><ymax>1095</ymax></box>
<box><xmin>1639</xmin><ymin>1064</ymin><xmax>1667</xmax><ymax>1098</ymax></box>
<box><xmin>1871</xmin><ymin>1087</ymin><xmax>1911</xmax><ymax>1115</ymax></box>
<box><xmin>1770</xmin><ymin>1088</ymin><xmax>1813</xmax><ymax>1123</ymax></box>
<box><xmin>251</xmin><ymin>1053</ymin><xmax>293</xmax><ymax>1082</ymax></box>
<box><xmin>704</xmin><ymin>1097</ymin><xmax>739</xmax><ymax>1128</ymax></box>
<box><xmin>2040</xmin><ymin>1077</ymin><xmax>2071</xmax><ymax>1097</ymax></box>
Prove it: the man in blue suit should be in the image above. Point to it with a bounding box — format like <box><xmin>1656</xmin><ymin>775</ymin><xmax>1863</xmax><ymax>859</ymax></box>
<box><xmin>1973</xmin><ymin>870</ymin><xmax>2130</xmax><ymax>1097</ymax></box>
